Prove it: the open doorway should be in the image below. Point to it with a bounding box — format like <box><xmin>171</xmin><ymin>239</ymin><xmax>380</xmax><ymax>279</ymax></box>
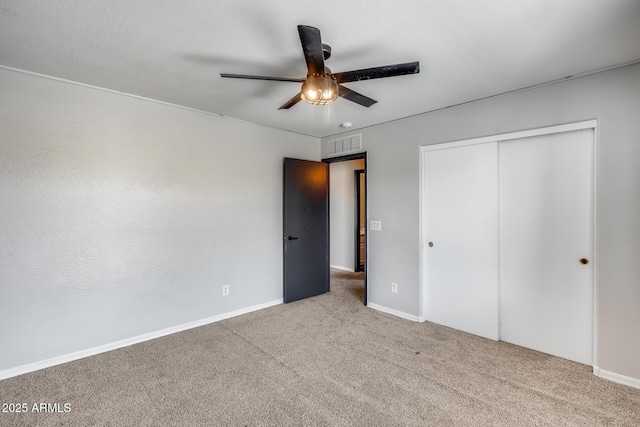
<box><xmin>324</xmin><ymin>153</ymin><xmax>367</xmax><ymax>305</ymax></box>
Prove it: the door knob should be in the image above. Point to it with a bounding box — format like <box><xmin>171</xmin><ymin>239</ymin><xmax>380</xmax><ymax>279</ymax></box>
<box><xmin>579</xmin><ymin>258</ymin><xmax>589</xmax><ymax>265</ymax></box>
<box><xmin>428</xmin><ymin>242</ymin><xmax>434</xmax><ymax>247</ymax></box>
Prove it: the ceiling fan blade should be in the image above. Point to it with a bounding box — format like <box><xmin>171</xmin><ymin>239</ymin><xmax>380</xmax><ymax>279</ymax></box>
<box><xmin>278</xmin><ymin>92</ymin><xmax>303</xmax><ymax>110</ymax></box>
<box><xmin>333</xmin><ymin>61</ymin><xmax>420</xmax><ymax>84</ymax></box>
<box><xmin>220</xmin><ymin>73</ymin><xmax>305</xmax><ymax>83</ymax></box>
<box><xmin>298</xmin><ymin>25</ymin><xmax>325</xmax><ymax>76</ymax></box>
<box><xmin>338</xmin><ymin>85</ymin><xmax>377</xmax><ymax>108</ymax></box>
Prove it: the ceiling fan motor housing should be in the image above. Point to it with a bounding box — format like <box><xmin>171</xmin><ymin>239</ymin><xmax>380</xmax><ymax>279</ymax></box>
<box><xmin>322</xmin><ymin>43</ymin><xmax>331</xmax><ymax>60</ymax></box>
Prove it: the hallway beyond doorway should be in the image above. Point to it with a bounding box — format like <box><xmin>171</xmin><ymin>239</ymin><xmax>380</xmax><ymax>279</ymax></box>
<box><xmin>331</xmin><ymin>268</ymin><xmax>365</xmax><ymax>304</ymax></box>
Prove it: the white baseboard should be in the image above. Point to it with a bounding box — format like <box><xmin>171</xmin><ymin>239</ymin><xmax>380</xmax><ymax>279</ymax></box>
<box><xmin>0</xmin><ymin>299</ymin><xmax>283</xmax><ymax>381</ymax></box>
<box><xmin>330</xmin><ymin>264</ymin><xmax>355</xmax><ymax>272</ymax></box>
<box><xmin>593</xmin><ymin>366</ymin><xmax>640</xmax><ymax>390</ymax></box>
<box><xmin>368</xmin><ymin>302</ymin><xmax>419</xmax><ymax>322</ymax></box>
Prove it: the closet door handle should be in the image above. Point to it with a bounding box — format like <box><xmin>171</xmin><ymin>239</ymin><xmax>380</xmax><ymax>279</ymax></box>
<box><xmin>579</xmin><ymin>258</ymin><xmax>589</xmax><ymax>265</ymax></box>
<box><xmin>287</xmin><ymin>236</ymin><xmax>299</xmax><ymax>241</ymax></box>
<box><xmin>428</xmin><ymin>242</ymin><xmax>434</xmax><ymax>247</ymax></box>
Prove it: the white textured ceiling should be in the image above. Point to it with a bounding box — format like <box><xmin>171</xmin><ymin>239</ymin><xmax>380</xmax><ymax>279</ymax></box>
<box><xmin>1</xmin><ymin>0</ymin><xmax>640</xmax><ymax>137</ymax></box>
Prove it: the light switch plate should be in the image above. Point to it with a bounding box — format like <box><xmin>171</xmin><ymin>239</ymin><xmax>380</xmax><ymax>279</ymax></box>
<box><xmin>370</xmin><ymin>220</ymin><xmax>382</xmax><ymax>231</ymax></box>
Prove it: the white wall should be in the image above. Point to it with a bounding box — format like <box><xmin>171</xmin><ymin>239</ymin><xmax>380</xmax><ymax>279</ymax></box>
<box><xmin>0</xmin><ymin>69</ymin><xmax>319</xmax><ymax>374</ymax></box>
<box><xmin>322</xmin><ymin>64</ymin><xmax>640</xmax><ymax>384</ymax></box>
<box><xmin>329</xmin><ymin>159</ymin><xmax>364</xmax><ymax>271</ymax></box>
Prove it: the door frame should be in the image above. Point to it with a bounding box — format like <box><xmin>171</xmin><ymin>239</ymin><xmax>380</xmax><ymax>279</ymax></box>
<box><xmin>323</xmin><ymin>152</ymin><xmax>368</xmax><ymax>305</ymax></box>
<box><xmin>419</xmin><ymin>119</ymin><xmax>598</xmax><ymax>366</ymax></box>
<box><xmin>354</xmin><ymin>169</ymin><xmax>365</xmax><ymax>272</ymax></box>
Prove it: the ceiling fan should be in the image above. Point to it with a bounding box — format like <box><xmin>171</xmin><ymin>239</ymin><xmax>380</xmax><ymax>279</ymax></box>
<box><xmin>220</xmin><ymin>25</ymin><xmax>420</xmax><ymax>110</ymax></box>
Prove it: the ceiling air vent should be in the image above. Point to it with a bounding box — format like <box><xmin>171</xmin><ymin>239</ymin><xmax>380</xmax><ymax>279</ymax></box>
<box><xmin>326</xmin><ymin>134</ymin><xmax>362</xmax><ymax>157</ymax></box>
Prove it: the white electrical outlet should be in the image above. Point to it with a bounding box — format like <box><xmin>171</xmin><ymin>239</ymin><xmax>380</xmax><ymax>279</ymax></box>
<box><xmin>222</xmin><ymin>285</ymin><xmax>229</xmax><ymax>296</ymax></box>
<box><xmin>370</xmin><ymin>220</ymin><xmax>382</xmax><ymax>231</ymax></box>
<box><xmin>391</xmin><ymin>282</ymin><xmax>398</xmax><ymax>293</ymax></box>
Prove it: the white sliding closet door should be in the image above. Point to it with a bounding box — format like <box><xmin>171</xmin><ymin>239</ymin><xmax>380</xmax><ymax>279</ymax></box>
<box><xmin>423</xmin><ymin>142</ymin><xmax>499</xmax><ymax>340</ymax></box>
<box><xmin>499</xmin><ymin>129</ymin><xmax>594</xmax><ymax>364</ymax></box>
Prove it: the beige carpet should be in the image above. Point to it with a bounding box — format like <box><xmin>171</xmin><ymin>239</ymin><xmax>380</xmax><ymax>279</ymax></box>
<box><xmin>1</xmin><ymin>269</ymin><xmax>639</xmax><ymax>426</ymax></box>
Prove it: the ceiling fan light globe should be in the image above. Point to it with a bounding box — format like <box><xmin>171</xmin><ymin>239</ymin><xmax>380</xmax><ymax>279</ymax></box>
<box><xmin>301</xmin><ymin>76</ymin><xmax>338</xmax><ymax>105</ymax></box>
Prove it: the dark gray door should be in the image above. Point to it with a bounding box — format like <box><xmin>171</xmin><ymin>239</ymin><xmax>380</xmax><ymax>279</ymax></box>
<box><xmin>283</xmin><ymin>158</ymin><xmax>329</xmax><ymax>303</ymax></box>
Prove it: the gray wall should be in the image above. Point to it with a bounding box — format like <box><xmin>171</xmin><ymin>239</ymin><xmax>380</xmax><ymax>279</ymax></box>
<box><xmin>0</xmin><ymin>69</ymin><xmax>319</xmax><ymax>373</ymax></box>
<box><xmin>329</xmin><ymin>159</ymin><xmax>364</xmax><ymax>271</ymax></box>
<box><xmin>322</xmin><ymin>64</ymin><xmax>640</xmax><ymax>382</ymax></box>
